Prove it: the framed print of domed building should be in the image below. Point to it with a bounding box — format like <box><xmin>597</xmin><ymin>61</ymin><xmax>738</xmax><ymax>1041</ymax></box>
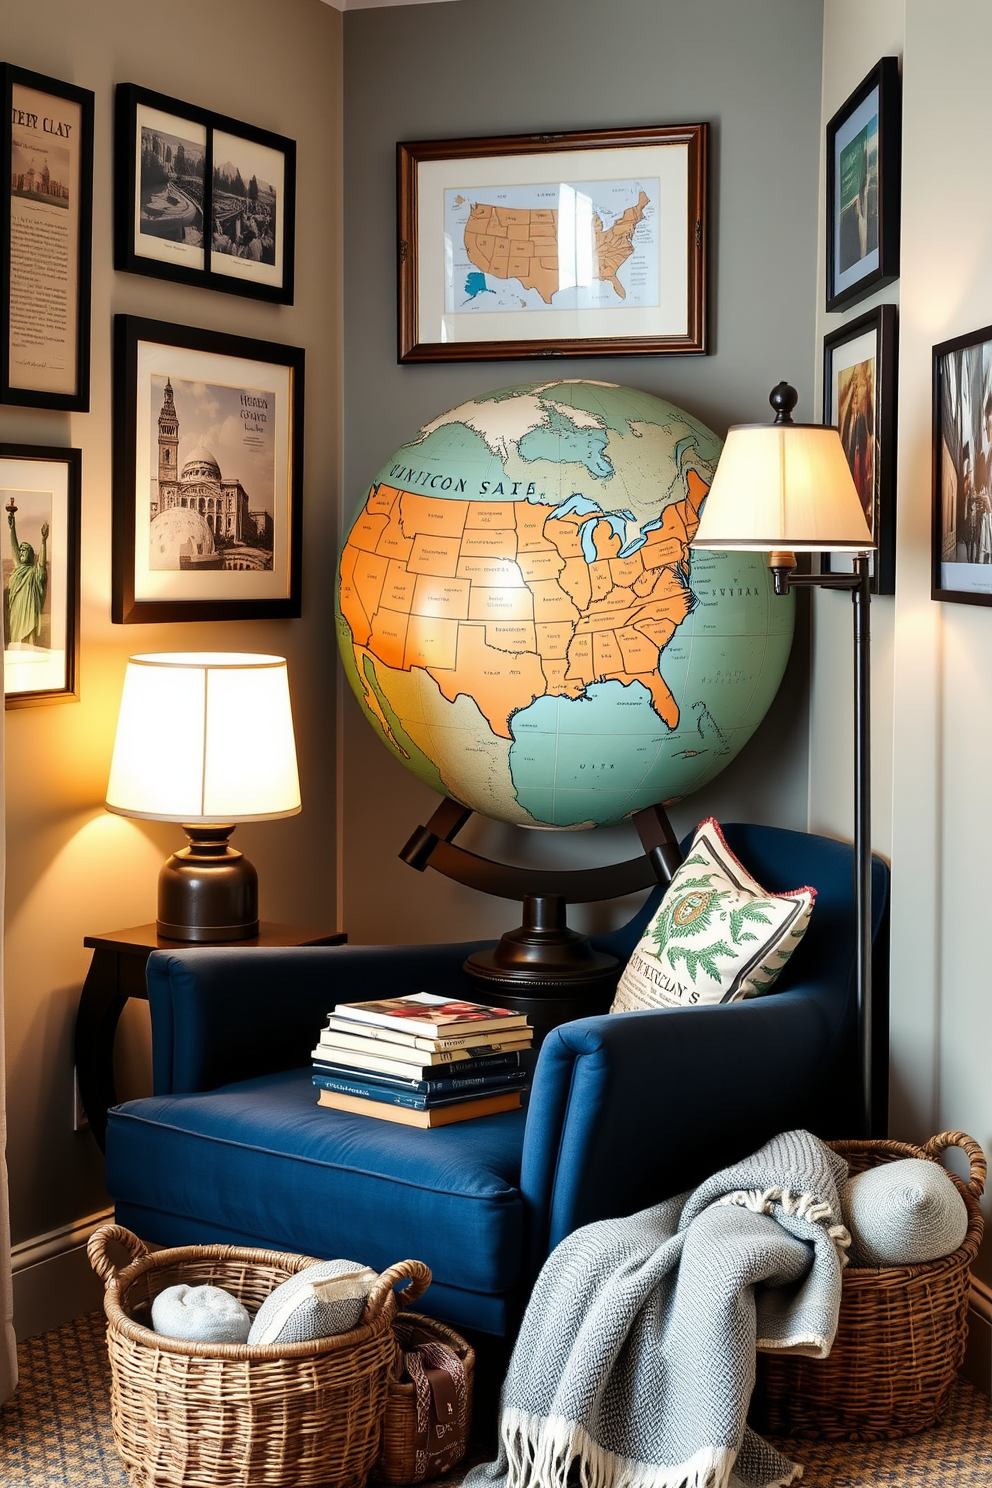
<box><xmin>111</xmin><ymin>315</ymin><xmax>304</xmax><ymax>624</ymax></box>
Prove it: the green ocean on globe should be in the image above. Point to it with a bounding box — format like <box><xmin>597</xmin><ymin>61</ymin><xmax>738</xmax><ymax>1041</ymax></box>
<box><xmin>337</xmin><ymin>380</ymin><xmax>794</xmax><ymax>829</ymax></box>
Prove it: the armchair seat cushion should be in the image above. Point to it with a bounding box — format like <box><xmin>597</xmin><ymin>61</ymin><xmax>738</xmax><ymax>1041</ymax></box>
<box><xmin>107</xmin><ymin>1068</ymin><xmax>527</xmax><ymax>1335</ymax></box>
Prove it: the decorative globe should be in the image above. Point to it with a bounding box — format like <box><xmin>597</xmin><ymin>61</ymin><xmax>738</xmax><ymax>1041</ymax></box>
<box><xmin>337</xmin><ymin>380</ymin><xmax>794</xmax><ymax>830</ymax></box>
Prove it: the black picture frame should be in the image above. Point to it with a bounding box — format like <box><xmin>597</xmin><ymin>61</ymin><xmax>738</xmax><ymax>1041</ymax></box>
<box><xmin>115</xmin><ymin>84</ymin><xmax>296</xmax><ymax>305</ymax></box>
<box><xmin>112</xmin><ymin>315</ymin><xmax>304</xmax><ymax>624</ymax></box>
<box><xmin>397</xmin><ymin>122</ymin><xmax>707</xmax><ymax>362</ymax></box>
<box><xmin>931</xmin><ymin>323</ymin><xmax>992</xmax><ymax>607</ymax></box>
<box><xmin>2</xmin><ymin>442</ymin><xmax>81</xmax><ymax>706</ymax></box>
<box><xmin>1</xmin><ymin>65</ymin><xmax>94</xmax><ymax>410</ymax></box>
<box><xmin>825</xmin><ymin>57</ymin><xmax>901</xmax><ymax>314</ymax></box>
<box><xmin>823</xmin><ymin>304</ymin><xmax>898</xmax><ymax>595</ymax></box>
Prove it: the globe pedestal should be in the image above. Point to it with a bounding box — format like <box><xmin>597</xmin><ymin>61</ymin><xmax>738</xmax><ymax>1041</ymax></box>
<box><xmin>464</xmin><ymin>894</ymin><xmax>621</xmax><ymax>1043</ymax></box>
<box><xmin>401</xmin><ymin>797</ymin><xmax>683</xmax><ymax>1042</ymax></box>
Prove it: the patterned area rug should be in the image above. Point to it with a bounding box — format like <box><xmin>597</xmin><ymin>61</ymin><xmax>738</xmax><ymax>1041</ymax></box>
<box><xmin>0</xmin><ymin>1310</ymin><xmax>990</xmax><ymax>1486</ymax></box>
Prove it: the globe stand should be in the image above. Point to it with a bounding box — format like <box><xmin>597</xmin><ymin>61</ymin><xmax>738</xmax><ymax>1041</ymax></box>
<box><xmin>399</xmin><ymin>797</ymin><xmax>683</xmax><ymax>1041</ymax></box>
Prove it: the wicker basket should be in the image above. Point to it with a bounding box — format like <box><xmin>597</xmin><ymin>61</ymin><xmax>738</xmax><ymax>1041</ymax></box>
<box><xmin>87</xmin><ymin>1224</ymin><xmax>430</xmax><ymax>1488</ymax></box>
<box><xmin>373</xmin><ymin>1312</ymin><xmax>475</xmax><ymax>1485</ymax></box>
<box><xmin>752</xmin><ymin>1131</ymin><xmax>986</xmax><ymax>1441</ymax></box>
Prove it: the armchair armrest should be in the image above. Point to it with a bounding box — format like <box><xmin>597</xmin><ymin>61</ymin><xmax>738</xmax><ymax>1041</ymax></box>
<box><xmin>519</xmin><ymin>979</ymin><xmax>856</xmax><ymax>1277</ymax></box>
<box><xmin>147</xmin><ymin>940</ymin><xmax>492</xmax><ymax>1095</ymax></box>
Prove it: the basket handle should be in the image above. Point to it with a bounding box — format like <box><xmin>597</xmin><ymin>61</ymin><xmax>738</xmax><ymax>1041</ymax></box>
<box><xmin>86</xmin><ymin>1223</ymin><xmax>149</xmax><ymax>1284</ymax></box>
<box><xmin>923</xmin><ymin>1131</ymin><xmax>987</xmax><ymax>1199</ymax></box>
<box><xmin>365</xmin><ymin>1259</ymin><xmax>432</xmax><ymax>1320</ymax></box>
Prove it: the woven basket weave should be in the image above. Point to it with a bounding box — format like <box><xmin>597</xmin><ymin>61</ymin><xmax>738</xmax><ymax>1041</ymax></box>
<box><xmin>373</xmin><ymin>1312</ymin><xmax>475</xmax><ymax>1484</ymax></box>
<box><xmin>752</xmin><ymin>1131</ymin><xmax>986</xmax><ymax>1441</ymax></box>
<box><xmin>87</xmin><ymin>1224</ymin><xmax>430</xmax><ymax>1488</ymax></box>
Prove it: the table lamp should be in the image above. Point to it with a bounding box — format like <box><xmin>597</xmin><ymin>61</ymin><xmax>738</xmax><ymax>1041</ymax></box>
<box><xmin>105</xmin><ymin>652</ymin><xmax>301</xmax><ymax>943</ymax></box>
<box><xmin>691</xmin><ymin>381</ymin><xmax>879</xmax><ymax>1135</ymax></box>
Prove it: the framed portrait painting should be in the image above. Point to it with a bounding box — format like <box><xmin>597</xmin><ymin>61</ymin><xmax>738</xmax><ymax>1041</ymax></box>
<box><xmin>932</xmin><ymin>324</ymin><xmax>992</xmax><ymax>606</ymax></box>
<box><xmin>112</xmin><ymin>316</ymin><xmax>304</xmax><ymax>624</ymax></box>
<box><xmin>114</xmin><ymin>84</ymin><xmax>296</xmax><ymax>304</ymax></box>
<box><xmin>823</xmin><ymin>304</ymin><xmax>898</xmax><ymax>594</ymax></box>
<box><xmin>826</xmin><ymin>57</ymin><xmax>901</xmax><ymax>313</ymax></box>
<box><xmin>398</xmin><ymin>122</ymin><xmax>707</xmax><ymax>362</ymax></box>
<box><xmin>1</xmin><ymin>444</ymin><xmax>80</xmax><ymax>706</ymax></box>
<box><xmin>1</xmin><ymin>65</ymin><xmax>94</xmax><ymax>409</ymax></box>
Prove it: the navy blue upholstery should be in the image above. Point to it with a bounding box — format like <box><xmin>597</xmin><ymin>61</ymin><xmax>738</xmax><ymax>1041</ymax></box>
<box><xmin>106</xmin><ymin>824</ymin><xmax>889</xmax><ymax>1336</ymax></box>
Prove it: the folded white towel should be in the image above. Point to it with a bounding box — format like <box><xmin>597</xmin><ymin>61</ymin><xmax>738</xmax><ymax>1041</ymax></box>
<box><xmin>151</xmin><ymin>1283</ymin><xmax>252</xmax><ymax>1344</ymax></box>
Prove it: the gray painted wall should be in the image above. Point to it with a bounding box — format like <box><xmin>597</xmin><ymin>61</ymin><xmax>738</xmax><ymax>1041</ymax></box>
<box><xmin>341</xmin><ymin>0</ymin><xmax>824</xmax><ymax>944</ymax></box>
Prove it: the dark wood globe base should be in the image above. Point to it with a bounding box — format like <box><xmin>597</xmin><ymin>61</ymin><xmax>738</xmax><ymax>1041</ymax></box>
<box><xmin>401</xmin><ymin>797</ymin><xmax>684</xmax><ymax>1041</ymax></box>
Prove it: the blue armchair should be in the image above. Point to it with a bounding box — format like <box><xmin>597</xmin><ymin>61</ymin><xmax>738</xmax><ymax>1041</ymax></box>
<box><xmin>105</xmin><ymin>824</ymin><xmax>889</xmax><ymax>1338</ymax></box>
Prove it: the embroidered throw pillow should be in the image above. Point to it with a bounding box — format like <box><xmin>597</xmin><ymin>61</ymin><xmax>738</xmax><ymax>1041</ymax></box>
<box><xmin>611</xmin><ymin>819</ymin><xmax>815</xmax><ymax>1013</ymax></box>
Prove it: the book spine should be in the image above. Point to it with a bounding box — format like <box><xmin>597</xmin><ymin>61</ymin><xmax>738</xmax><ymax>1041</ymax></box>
<box><xmin>311</xmin><ymin>1072</ymin><xmax>522</xmax><ymax>1110</ymax></box>
<box><xmin>311</xmin><ymin>1053</ymin><xmax>522</xmax><ymax>1092</ymax></box>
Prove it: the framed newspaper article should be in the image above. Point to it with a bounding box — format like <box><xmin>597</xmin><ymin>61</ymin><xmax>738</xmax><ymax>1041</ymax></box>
<box><xmin>115</xmin><ymin>84</ymin><xmax>296</xmax><ymax>305</ymax></box>
<box><xmin>112</xmin><ymin>316</ymin><xmax>304</xmax><ymax>624</ymax></box>
<box><xmin>1</xmin><ymin>65</ymin><xmax>94</xmax><ymax>410</ymax></box>
<box><xmin>2</xmin><ymin>443</ymin><xmax>81</xmax><ymax>707</ymax></box>
<box><xmin>397</xmin><ymin>123</ymin><xmax>707</xmax><ymax>362</ymax></box>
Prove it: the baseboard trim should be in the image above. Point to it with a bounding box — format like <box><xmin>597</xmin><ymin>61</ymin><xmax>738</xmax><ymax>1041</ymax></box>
<box><xmin>11</xmin><ymin>1207</ymin><xmax>114</xmax><ymax>1341</ymax></box>
<box><xmin>962</xmin><ymin>1279</ymin><xmax>992</xmax><ymax>1397</ymax></box>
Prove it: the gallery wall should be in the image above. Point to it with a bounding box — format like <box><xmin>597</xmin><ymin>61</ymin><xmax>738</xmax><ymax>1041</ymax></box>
<box><xmin>340</xmin><ymin>0</ymin><xmax>825</xmax><ymax>946</ymax></box>
<box><xmin>811</xmin><ymin>0</ymin><xmax>992</xmax><ymax>1287</ymax></box>
<box><xmin>1</xmin><ymin>0</ymin><xmax>343</xmax><ymax>1334</ymax></box>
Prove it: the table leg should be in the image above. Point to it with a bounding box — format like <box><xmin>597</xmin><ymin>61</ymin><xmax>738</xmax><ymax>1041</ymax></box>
<box><xmin>74</xmin><ymin>950</ymin><xmax>129</xmax><ymax>1153</ymax></box>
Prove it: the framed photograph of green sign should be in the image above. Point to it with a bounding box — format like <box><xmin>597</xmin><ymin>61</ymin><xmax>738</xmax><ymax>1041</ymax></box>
<box><xmin>826</xmin><ymin>57</ymin><xmax>901</xmax><ymax>313</ymax></box>
<box><xmin>1</xmin><ymin>65</ymin><xmax>94</xmax><ymax>410</ymax></box>
<box><xmin>115</xmin><ymin>84</ymin><xmax>296</xmax><ymax>304</ymax></box>
<box><xmin>397</xmin><ymin>123</ymin><xmax>707</xmax><ymax>362</ymax></box>
<box><xmin>112</xmin><ymin>316</ymin><xmax>304</xmax><ymax>624</ymax></box>
<box><xmin>1</xmin><ymin>443</ymin><xmax>81</xmax><ymax>707</ymax></box>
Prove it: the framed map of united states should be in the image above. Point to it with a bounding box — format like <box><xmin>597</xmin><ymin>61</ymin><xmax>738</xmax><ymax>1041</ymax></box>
<box><xmin>398</xmin><ymin>123</ymin><xmax>707</xmax><ymax>363</ymax></box>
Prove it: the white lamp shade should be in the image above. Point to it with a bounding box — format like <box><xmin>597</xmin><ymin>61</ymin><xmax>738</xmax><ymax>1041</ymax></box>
<box><xmin>692</xmin><ymin>422</ymin><xmax>875</xmax><ymax>553</ymax></box>
<box><xmin>106</xmin><ymin>653</ymin><xmax>302</xmax><ymax>824</ymax></box>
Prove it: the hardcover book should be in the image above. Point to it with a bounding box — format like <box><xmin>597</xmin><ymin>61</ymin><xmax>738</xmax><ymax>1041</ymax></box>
<box><xmin>314</xmin><ymin>1027</ymin><xmax>531</xmax><ymax>1067</ymax></box>
<box><xmin>311</xmin><ymin>1042</ymin><xmax>529</xmax><ymax>1080</ymax></box>
<box><xmin>315</xmin><ymin>1087</ymin><xmax>522</xmax><ymax>1127</ymax></box>
<box><xmin>321</xmin><ymin>1014</ymin><xmax>532</xmax><ymax>1053</ymax></box>
<box><xmin>311</xmin><ymin>1051</ymin><xmax>523</xmax><ymax>1092</ymax></box>
<box><xmin>311</xmin><ymin>1068</ymin><xmax>529</xmax><ymax>1109</ymax></box>
<box><xmin>332</xmin><ymin>992</ymin><xmax>529</xmax><ymax>1038</ymax></box>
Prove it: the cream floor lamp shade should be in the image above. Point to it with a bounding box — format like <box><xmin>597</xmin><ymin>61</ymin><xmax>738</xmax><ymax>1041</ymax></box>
<box><xmin>106</xmin><ymin>653</ymin><xmax>301</xmax><ymax>941</ymax></box>
<box><xmin>693</xmin><ymin>380</ymin><xmax>874</xmax><ymax>560</ymax></box>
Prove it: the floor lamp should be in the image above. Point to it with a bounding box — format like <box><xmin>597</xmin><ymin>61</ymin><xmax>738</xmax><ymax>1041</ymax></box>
<box><xmin>692</xmin><ymin>382</ymin><xmax>878</xmax><ymax>1137</ymax></box>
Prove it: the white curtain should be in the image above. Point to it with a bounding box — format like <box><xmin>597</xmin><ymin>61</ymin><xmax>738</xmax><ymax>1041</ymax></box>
<box><xmin>0</xmin><ymin>664</ymin><xmax>16</xmax><ymax>1401</ymax></box>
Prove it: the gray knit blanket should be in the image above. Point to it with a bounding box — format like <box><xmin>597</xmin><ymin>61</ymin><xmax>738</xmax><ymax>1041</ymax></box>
<box><xmin>465</xmin><ymin>1130</ymin><xmax>851</xmax><ymax>1488</ymax></box>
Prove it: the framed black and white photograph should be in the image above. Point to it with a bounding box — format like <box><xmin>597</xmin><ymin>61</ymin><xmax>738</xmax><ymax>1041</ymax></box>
<box><xmin>826</xmin><ymin>57</ymin><xmax>901</xmax><ymax>313</ymax></box>
<box><xmin>823</xmin><ymin>304</ymin><xmax>898</xmax><ymax>594</ymax></box>
<box><xmin>1</xmin><ymin>65</ymin><xmax>94</xmax><ymax>409</ymax></box>
<box><xmin>932</xmin><ymin>323</ymin><xmax>992</xmax><ymax>607</ymax></box>
<box><xmin>2</xmin><ymin>444</ymin><xmax>80</xmax><ymax>706</ymax></box>
<box><xmin>112</xmin><ymin>316</ymin><xmax>304</xmax><ymax>624</ymax></box>
<box><xmin>398</xmin><ymin>123</ymin><xmax>707</xmax><ymax>361</ymax></box>
<box><xmin>115</xmin><ymin>84</ymin><xmax>296</xmax><ymax>304</ymax></box>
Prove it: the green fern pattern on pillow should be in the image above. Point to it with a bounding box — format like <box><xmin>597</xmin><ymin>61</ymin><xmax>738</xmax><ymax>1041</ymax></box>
<box><xmin>611</xmin><ymin>819</ymin><xmax>816</xmax><ymax>1013</ymax></box>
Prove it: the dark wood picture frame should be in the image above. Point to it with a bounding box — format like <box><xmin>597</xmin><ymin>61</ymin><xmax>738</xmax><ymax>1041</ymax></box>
<box><xmin>1</xmin><ymin>65</ymin><xmax>93</xmax><ymax>410</ymax></box>
<box><xmin>823</xmin><ymin>304</ymin><xmax>898</xmax><ymax>595</ymax></box>
<box><xmin>398</xmin><ymin>122</ymin><xmax>707</xmax><ymax>362</ymax></box>
<box><xmin>112</xmin><ymin>315</ymin><xmax>304</xmax><ymax>624</ymax></box>
<box><xmin>2</xmin><ymin>442</ymin><xmax>81</xmax><ymax>707</ymax></box>
<box><xmin>932</xmin><ymin>323</ymin><xmax>992</xmax><ymax>607</ymax></box>
<box><xmin>826</xmin><ymin>57</ymin><xmax>901</xmax><ymax>313</ymax></box>
<box><xmin>115</xmin><ymin>84</ymin><xmax>296</xmax><ymax>305</ymax></box>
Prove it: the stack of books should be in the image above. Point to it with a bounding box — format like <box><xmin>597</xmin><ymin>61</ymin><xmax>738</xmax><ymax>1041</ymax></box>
<box><xmin>311</xmin><ymin>992</ymin><xmax>533</xmax><ymax>1127</ymax></box>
